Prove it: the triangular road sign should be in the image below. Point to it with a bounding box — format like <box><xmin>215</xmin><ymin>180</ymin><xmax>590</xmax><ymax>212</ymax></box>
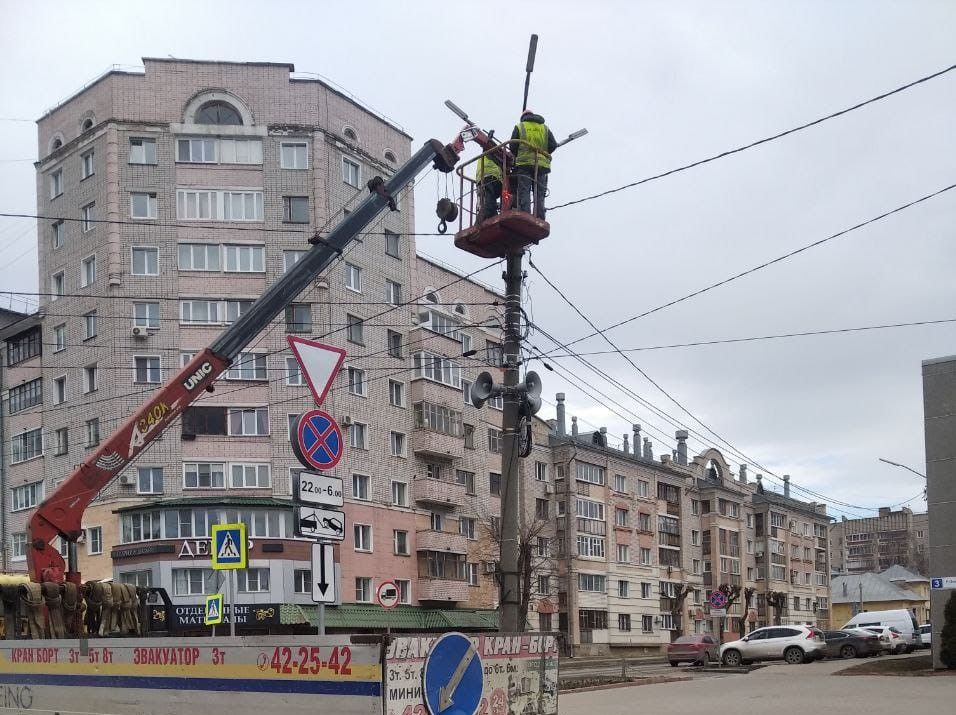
<box><xmin>287</xmin><ymin>336</ymin><xmax>347</xmax><ymax>406</ymax></box>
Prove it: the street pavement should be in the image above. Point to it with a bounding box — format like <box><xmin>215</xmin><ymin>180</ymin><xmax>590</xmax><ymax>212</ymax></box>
<box><xmin>560</xmin><ymin>654</ymin><xmax>952</xmax><ymax>714</ymax></box>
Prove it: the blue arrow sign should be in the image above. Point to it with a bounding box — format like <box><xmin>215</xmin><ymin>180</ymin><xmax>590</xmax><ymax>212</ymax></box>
<box><xmin>423</xmin><ymin>632</ymin><xmax>483</xmax><ymax>715</ymax></box>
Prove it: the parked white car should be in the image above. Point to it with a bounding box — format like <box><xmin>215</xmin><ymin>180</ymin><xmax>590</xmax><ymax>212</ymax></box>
<box><xmin>720</xmin><ymin>625</ymin><xmax>826</xmax><ymax>666</ymax></box>
<box><xmin>842</xmin><ymin>609</ymin><xmax>921</xmax><ymax>653</ymax></box>
<box><xmin>860</xmin><ymin>626</ymin><xmax>907</xmax><ymax>654</ymax></box>
<box><xmin>919</xmin><ymin>624</ymin><xmax>932</xmax><ymax>649</ymax></box>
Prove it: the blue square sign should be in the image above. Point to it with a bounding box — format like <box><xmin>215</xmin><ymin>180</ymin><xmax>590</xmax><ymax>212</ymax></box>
<box><xmin>211</xmin><ymin>523</ymin><xmax>247</xmax><ymax>570</ymax></box>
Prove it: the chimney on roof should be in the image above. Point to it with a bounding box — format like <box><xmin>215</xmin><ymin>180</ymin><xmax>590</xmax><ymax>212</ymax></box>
<box><xmin>675</xmin><ymin>430</ymin><xmax>688</xmax><ymax>465</ymax></box>
<box><xmin>756</xmin><ymin>474</ymin><xmax>764</xmax><ymax>494</ymax></box>
<box><xmin>783</xmin><ymin>474</ymin><xmax>791</xmax><ymax>498</ymax></box>
<box><xmin>643</xmin><ymin>437</ymin><xmax>653</xmax><ymax>460</ymax></box>
<box><xmin>739</xmin><ymin>464</ymin><xmax>748</xmax><ymax>484</ymax></box>
<box><xmin>879</xmin><ymin>507</ymin><xmax>891</xmax><ymax>517</ymax></box>
<box><xmin>661</xmin><ymin>454</ymin><xmax>672</xmax><ymax>465</ymax></box>
<box><xmin>571</xmin><ymin>416</ymin><xmax>578</xmax><ymax>437</ymax></box>
<box><xmin>633</xmin><ymin>425</ymin><xmax>641</xmax><ymax>455</ymax></box>
<box><xmin>623</xmin><ymin>433</ymin><xmax>630</xmax><ymax>454</ymax></box>
<box><xmin>842</xmin><ymin>581</ymin><xmax>848</xmax><ymax>597</ymax></box>
<box><xmin>555</xmin><ymin>393</ymin><xmax>567</xmax><ymax>436</ymax></box>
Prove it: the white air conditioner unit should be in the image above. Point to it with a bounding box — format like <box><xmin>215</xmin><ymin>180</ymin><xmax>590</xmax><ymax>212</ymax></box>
<box><xmin>119</xmin><ymin>475</ymin><xmax>133</xmax><ymax>486</ymax></box>
<box><xmin>340</xmin><ymin>416</ymin><xmax>353</xmax><ymax>427</ymax></box>
<box><xmin>544</xmin><ymin>483</ymin><xmax>554</xmax><ymax>495</ymax></box>
<box><xmin>131</xmin><ymin>326</ymin><xmax>147</xmax><ymax>338</ymax></box>
<box><xmin>484</xmin><ymin>561</ymin><xmax>498</xmax><ymax>574</ymax></box>
<box><xmin>755</xmin><ymin>549</ymin><xmax>765</xmax><ymax>557</ymax></box>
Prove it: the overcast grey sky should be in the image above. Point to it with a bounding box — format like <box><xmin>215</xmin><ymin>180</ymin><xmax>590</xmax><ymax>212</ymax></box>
<box><xmin>1</xmin><ymin>0</ymin><xmax>954</xmax><ymax>519</ymax></box>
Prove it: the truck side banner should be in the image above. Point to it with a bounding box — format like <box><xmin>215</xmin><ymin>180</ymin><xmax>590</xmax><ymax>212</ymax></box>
<box><xmin>0</xmin><ymin>636</ymin><xmax>380</xmax><ymax>715</ymax></box>
<box><xmin>384</xmin><ymin>633</ymin><xmax>559</xmax><ymax>715</ymax></box>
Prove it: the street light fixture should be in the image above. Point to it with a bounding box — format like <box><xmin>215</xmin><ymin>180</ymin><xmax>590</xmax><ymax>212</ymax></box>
<box><xmin>877</xmin><ymin>457</ymin><xmax>926</xmax><ymax>480</ymax></box>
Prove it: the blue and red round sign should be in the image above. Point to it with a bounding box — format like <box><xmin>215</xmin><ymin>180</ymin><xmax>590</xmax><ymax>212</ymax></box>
<box><xmin>292</xmin><ymin>409</ymin><xmax>344</xmax><ymax>471</ymax></box>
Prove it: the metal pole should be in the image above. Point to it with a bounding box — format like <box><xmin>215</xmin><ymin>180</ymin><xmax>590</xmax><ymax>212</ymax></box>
<box><xmin>229</xmin><ymin>571</ymin><xmax>236</xmax><ymax>637</ymax></box>
<box><xmin>499</xmin><ymin>250</ymin><xmax>524</xmax><ymax>633</ymax></box>
<box><xmin>318</xmin><ymin>602</ymin><xmax>325</xmax><ymax>636</ymax></box>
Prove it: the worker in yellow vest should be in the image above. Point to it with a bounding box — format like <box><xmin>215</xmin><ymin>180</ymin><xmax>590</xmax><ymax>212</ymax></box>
<box><xmin>475</xmin><ymin>150</ymin><xmax>503</xmax><ymax>222</ymax></box>
<box><xmin>509</xmin><ymin>110</ymin><xmax>557</xmax><ymax>219</ymax></box>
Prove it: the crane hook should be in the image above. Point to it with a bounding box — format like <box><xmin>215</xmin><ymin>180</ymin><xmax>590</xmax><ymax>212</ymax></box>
<box><xmin>435</xmin><ymin>198</ymin><xmax>458</xmax><ymax>234</ymax></box>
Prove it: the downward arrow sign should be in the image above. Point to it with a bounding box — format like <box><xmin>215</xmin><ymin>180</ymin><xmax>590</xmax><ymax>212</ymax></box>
<box><xmin>438</xmin><ymin>644</ymin><xmax>476</xmax><ymax>711</ymax></box>
<box><xmin>317</xmin><ymin>544</ymin><xmax>329</xmax><ymax>594</ymax></box>
<box><xmin>311</xmin><ymin>542</ymin><xmax>335</xmax><ymax>603</ymax></box>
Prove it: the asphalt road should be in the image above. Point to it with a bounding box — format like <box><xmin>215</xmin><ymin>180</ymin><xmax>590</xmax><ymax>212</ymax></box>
<box><xmin>560</xmin><ymin>654</ymin><xmax>949</xmax><ymax>714</ymax></box>
<box><xmin>560</xmin><ymin>658</ymin><xmax>728</xmax><ymax>682</ymax></box>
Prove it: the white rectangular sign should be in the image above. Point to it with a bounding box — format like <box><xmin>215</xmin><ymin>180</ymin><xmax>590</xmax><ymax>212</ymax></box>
<box><xmin>296</xmin><ymin>506</ymin><xmax>346</xmax><ymax>541</ymax></box>
<box><xmin>710</xmin><ymin>608</ymin><xmax>727</xmax><ymax>617</ymax></box>
<box><xmin>295</xmin><ymin>471</ymin><xmax>344</xmax><ymax>507</ymax></box>
<box><xmin>931</xmin><ymin>576</ymin><xmax>956</xmax><ymax>590</ymax></box>
<box><xmin>312</xmin><ymin>543</ymin><xmax>337</xmax><ymax>603</ymax></box>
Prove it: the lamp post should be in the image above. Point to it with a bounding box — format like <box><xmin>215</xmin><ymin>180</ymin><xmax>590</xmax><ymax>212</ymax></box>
<box><xmin>877</xmin><ymin>457</ymin><xmax>927</xmax><ymax>480</ymax></box>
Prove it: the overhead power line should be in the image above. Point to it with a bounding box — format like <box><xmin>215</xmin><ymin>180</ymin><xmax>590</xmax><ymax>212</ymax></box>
<box><xmin>551</xmin><ymin>62</ymin><xmax>956</xmax><ymax>210</ymax></box>
<box><xmin>545</xmin><ymin>181</ymin><xmax>956</xmax><ymax>356</ymax></box>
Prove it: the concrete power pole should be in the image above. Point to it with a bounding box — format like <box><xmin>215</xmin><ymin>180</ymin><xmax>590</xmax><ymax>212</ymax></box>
<box><xmin>499</xmin><ymin>250</ymin><xmax>525</xmax><ymax>634</ymax></box>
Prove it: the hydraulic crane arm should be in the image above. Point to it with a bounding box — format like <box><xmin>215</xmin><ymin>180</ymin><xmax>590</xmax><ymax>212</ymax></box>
<box><xmin>27</xmin><ymin>138</ymin><xmax>459</xmax><ymax>584</ymax></box>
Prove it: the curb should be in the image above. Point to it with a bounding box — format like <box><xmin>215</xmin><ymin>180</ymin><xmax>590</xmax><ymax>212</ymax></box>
<box><xmin>560</xmin><ymin>675</ymin><xmax>692</xmax><ymax>693</ymax></box>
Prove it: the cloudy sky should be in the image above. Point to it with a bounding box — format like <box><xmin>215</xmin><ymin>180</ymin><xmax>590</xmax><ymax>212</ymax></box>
<box><xmin>1</xmin><ymin>1</ymin><xmax>953</xmax><ymax>518</ymax></box>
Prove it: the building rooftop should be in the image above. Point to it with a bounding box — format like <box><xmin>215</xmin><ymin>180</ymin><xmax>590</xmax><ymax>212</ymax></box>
<box><xmin>831</xmin><ymin>572</ymin><xmax>923</xmax><ymax>604</ymax></box>
<box><xmin>880</xmin><ymin>564</ymin><xmax>929</xmax><ymax>583</ymax></box>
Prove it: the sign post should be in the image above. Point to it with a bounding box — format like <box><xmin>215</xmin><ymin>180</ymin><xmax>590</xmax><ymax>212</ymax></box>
<box><xmin>211</xmin><ymin>523</ymin><xmax>248</xmax><ymax>638</ymax></box>
<box><xmin>931</xmin><ymin>577</ymin><xmax>956</xmax><ymax>590</ymax></box>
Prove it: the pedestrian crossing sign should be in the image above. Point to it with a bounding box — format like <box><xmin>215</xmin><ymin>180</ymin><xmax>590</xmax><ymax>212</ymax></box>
<box><xmin>204</xmin><ymin>593</ymin><xmax>223</xmax><ymax>625</ymax></box>
<box><xmin>211</xmin><ymin>523</ymin><xmax>247</xmax><ymax>570</ymax></box>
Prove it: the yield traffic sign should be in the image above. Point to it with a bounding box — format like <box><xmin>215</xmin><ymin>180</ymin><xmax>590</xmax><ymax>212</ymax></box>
<box><xmin>287</xmin><ymin>336</ymin><xmax>346</xmax><ymax>406</ymax></box>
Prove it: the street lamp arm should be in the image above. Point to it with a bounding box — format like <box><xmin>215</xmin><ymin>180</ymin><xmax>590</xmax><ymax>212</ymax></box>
<box><xmin>877</xmin><ymin>457</ymin><xmax>927</xmax><ymax>479</ymax></box>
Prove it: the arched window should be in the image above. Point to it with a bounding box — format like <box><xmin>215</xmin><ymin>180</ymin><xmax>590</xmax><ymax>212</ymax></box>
<box><xmin>343</xmin><ymin>127</ymin><xmax>357</xmax><ymax>141</ymax></box>
<box><xmin>454</xmin><ymin>303</ymin><xmax>467</xmax><ymax>316</ymax></box>
<box><xmin>52</xmin><ymin>138</ymin><xmax>63</xmax><ymax>150</ymax></box>
<box><xmin>424</xmin><ymin>291</ymin><xmax>439</xmax><ymax>304</ymax></box>
<box><xmin>706</xmin><ymin>459</ymin><xmax>722</xmax><ymax>481</ymax></box>
<box><xmin>384</xmin><ymin>150</ymin><xmax>397</xmax><ymax>164</ymax></box>
<box><xmin>81</xmin><ymin>118</ymin><xmax>94</xmax><ymax>132</ymax></box>
<box><xmin>195</xmin><ymin>101</ymin><xmax>243</xmax><ymax>125</ymax></box>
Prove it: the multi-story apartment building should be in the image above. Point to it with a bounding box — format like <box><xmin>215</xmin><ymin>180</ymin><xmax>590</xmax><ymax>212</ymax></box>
<box><xmin>548</xmin><ymin>405</ymin><xmax>832</xmax><ymax>655</ymax></box>
<box><xmin>829</xmin><ymin>507</ymin><xmax>929</xmax><ymax>575</ymax></box>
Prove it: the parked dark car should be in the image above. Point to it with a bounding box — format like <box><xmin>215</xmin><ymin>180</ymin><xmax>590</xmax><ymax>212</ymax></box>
<box><xmin>668</xmin><ymin>634</ymin><xmax>719</xmax><ymax>666</ymax></box>
<box><xmin>822</xmin><ymin>630</ymin><xmax>882</xmax><ymax>659</ymax></box>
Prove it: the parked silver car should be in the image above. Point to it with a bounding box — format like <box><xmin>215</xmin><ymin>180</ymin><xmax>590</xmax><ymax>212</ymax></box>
<box><xmin>720</xmin><ymin>625</ymin><xmax>826</xmax><ymax>666</ymax></box>
<box><xmin>919</xmin><ymin>624</ymin><xmax>932</xmax><ymax>649</ymax></box>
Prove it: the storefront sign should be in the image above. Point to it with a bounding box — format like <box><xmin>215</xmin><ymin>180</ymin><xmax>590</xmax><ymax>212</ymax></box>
<box><xmin>150</xmin><ymin>603</ymin><xmax>282</xmax><ymax>630</ymax></box>
<box><xmin>111</xmin><ymin>539</ymin><xmax>258</xmax><ymax>561</ymax></box>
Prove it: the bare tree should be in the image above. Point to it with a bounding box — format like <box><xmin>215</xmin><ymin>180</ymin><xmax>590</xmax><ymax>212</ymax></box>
<box><xmin>669</xmin><ymin>584</ymin><xmax>693</xmax><ymax>638</ymax></box>
<box><xmin>766</xmin><ymin>591</ymin><xmax>787</xmax><ymax>625</ymax></box>
<box><xmin>717</xmin><ymin>584</ymin><xmax>741</xmax><ymax>642</ymax></box>
<box><xmin>740</xmin><ymin>587</ymin><xmax>756</xmax><ymax>635</ymax></box>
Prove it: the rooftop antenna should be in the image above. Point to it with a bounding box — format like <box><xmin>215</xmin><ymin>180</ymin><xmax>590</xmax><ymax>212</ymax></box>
<box><xmin>522</xmin><ymin>34</ymin><xmax>538</xmax><ymax>112</ymax></box>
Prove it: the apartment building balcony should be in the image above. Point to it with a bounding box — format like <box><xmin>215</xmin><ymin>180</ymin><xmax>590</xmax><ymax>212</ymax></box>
<box><xmin>720</xmin><ymin>573</ymin><xmax>742</xmax><ymax>587</ymax></box>
<box><xmin>664</xmin><ymin>501</ymin><xmax>680</xmax><ymax>517</ymax></box>
<box><xmin>414</xmin><ymin>477</ymin><xmax>467</xmax><ymax>508</ymax></box>
<box><xmin>703</xmin><ymin>572</ymin><xmax>713</xmax><ymax>586</ymax></box>
<box><xmin>416</xmin><ymin>529</ymin><xmax>468</xmax><ymax>554</ymax></box>
<box><xmin>816</xmin><ymin>537</ymin><xmax>827</xmax><ymax>549</ymax></box>
<box><xmin>417</xmin><ymin>577</ymin><xmax>469</xmax><ymax>603</ymax></box>
<box><xmin>720</xmin><ymin>545</ymin><xmax>741</xmax><ymax>558</ymax></box>
<box><xmin>771</xmin><ymin>554</ymin><xmax>786</xmax><ymax>565</ymax></box>
<box><xmin>410</xmin><ymin>428</ymin><xmax>464</xmax><ymax>460</ymax></box>
<box><xmin>658</xmin><ymin>532</ymin><xmax>681</xmax><ymax>548</ymax></box>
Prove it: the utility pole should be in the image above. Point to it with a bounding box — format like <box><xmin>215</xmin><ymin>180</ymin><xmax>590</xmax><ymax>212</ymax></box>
<box><xmin>499</xmin><ymin>249</ymin><xmax>524</xmax><ymax>634</ymax></box>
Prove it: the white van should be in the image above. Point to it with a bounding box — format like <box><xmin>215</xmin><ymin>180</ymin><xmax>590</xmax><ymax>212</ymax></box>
<box><xmin>842</xmin><ymin>610</ymin><xmax>921</xmax><ymax>653</ymax></box>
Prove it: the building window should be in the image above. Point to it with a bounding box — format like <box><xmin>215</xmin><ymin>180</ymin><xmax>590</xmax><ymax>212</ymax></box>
<box><xmin>618</xmin><ymin>614</ymin><xmax>632</xmax><ymax>632</ymax></box>
<box><xmin>386</xmin><ymin>329</ymin><xmax>403</xmax><ymax>358</ymax></box>
<box><xmin>130</xmin><ymin>192</ymin><xmax>157</xmax><ymax>219</ymax></box>
<box><xmin>385</xmin><ymin>230</ymin><xmax>401</xmax><ymax>258</ymax></box>
<box><xmin>49</xmin><ymin>272</ymin><xmax>65</xmax><ymax>301</ymax></box>
<box><xmin>453</xmin><ymin>470</ymin><xmax>474</xmax><ymax>495</ymax></box>
<box><xmin>344</xmin><ymin>262</ymin><xmax>362</xmax><ymax>292</ymax></box>
<box><xmin>281</xmin><ymin>142</ymin><xmax>308</xmax><ymax>169</ymax></box>
<box><xmin>219</xmin><ymin>138</ymin><xmax>262</xmax><ymax>164</ymax></box>
<box><xmin>183</xmin><ymin>462</ymin><xmax>225</xmax><ymax>489</ymax></box>
<box><xmin>11</xmin><ymin>481</ymin><xmax>43</xmax><ymax>510</ymax></box>
<box><xmin>131</xmin><ymin>246</ymin><xmax>159</xmax><ymax>275</ymax></box>
<box><xmin>178</xmin><ymin>243</ymin><xmax>220</xmax><ymax>271</ymax></box>
<box><xmin>395</xmin><ymin>579</ymin><xmax>410</xmax><ymax>604</ymax></box>
<box><xmin>463</xmin><ymin>424</ymin><xmax>475</xmax><ymax>449</ymax></box>
<box><xmin>348</xmin><ymin>367</ymin><xmax>367</xmax><ymax>396</ymax></box>
<box><xmin>536</xmin><ymin>498</ymin><xmax>549</xmax><ymax>520</ymax></box>
<box><xmin>51</xmin><ymin>220</ymin><xmax>64</xmax><ymax>249</ymax></box>
<box><xmin>231</xmin><ymin>463</ymin><xmax>270</xmax><ymax>489</ymax></box>
<box><xmin>390</xmin><ymin>529</ymin><xmax>410</xmax><ymax>556</ymax></box>
<box><xmin>617</xmin><ymin>544</ymin><xmax>629</xmax><ymax>563</ymax></box>
<box><xmin>237</xmin><ymin>568</ymin><xmax>270</xmax><ymax>593</ymax></box>
<box><xmin>175</xmin><ymin>189</ymin><xmax>263</xmax><ymax>221</ymax></box>
<box><xmin>355</xmin><ymin>577</ymin><xmax>372</xmax><ymax>602</ymax></box>
<box><xmin>173</xmin><ymin>568</ymin><xmax>217</xmax><ymax>596</ymax></box>
<box><xmin>489</xmin><ymin>472</ymin><xmax>501</xmax><ymax>496</ymax></box>
<box><xmin>385</xmin><ymin>279</ymin><xmax>402</xmax><ymax>306</ymax></box>
<box><xmin>382</xmin><ymin>380</ymin><xmax>403</xmax><ymax>410</ymax></box>
<box><xmin>50</xmin><ymin>169</ymin><xmax>63</xmax><ymax>198</ymax></box>
<box><xmin>81</xmin><ymin>203</ymin><xmax>95</xmax><ymax>232</ymax></box>
<box><xmin>293</xmin><ymin>569</ymin><xmax>311</xmax><ymax>594</ymax></box>
<box><xmin>413</xmin><ymin>352</ymin><xmax>462</xmax><ymax>388</ymax></box>
<box><xmin>134</xmin><ymin>301</ymin><xmax>160</xmax><ymax>329</ymax></box>
<box><xmin>223</xmin><ymin>244</ymin><xmax>265</xmax><ymax>272</ymax></box>
<box><xmin>84</xmin><ymin>364</ymin><xmax>98</xmax><ymax>393</ymax></box>
<box><xmin>134</xmin><ymin>356</ymin><xmax>161</xmax><ymax>383</ymax></box>
<box><xmin>354</xmin><ymin>524</ymin><xmax>372</xmax><ymax>552</ymax></box>
<box><xmin>81</xmin><ymin>255</ymin><xmax>96</xmax><ymax>287</ymax></box>
<box><xmin>283</xmin><ymin>250</ymin><xmax>306</xmax><ymax>273</ymax></box>
<box><xmin>86</xmin><ymin>526</ymin><xmax>103</xmax><ymax>555</ymax></box>
<box><xmin>577</xmin><ymin>536</ymin><xmax>606</xmax><ymax>558</ymax></box>
<box><xmin>80</xmin><ymin>150</ymin><xmax>95</xmax><ymax>179</ymax></box>
<box><xmin>138</xmin><ymin>467</ymin><xmax>163</xmax><ymax>494</ymax></box>
<box><xmin>285</xmin><ymin>303</ymin><xmax>312</xmax><ymax>333</ymax></box>
<box><xmin>129</xmin><ymin>138</ymin><xmax>156</xmax><ymax>164</ymax></box>
<box><xmin>53</xmin><ymin>426</ymin><xmax>69</xmax><ymax>455</ymax></box>
<box><xmin>342</xmin><ymin>157</ymin><xmax>360</xmax><ymax>187</ymax></box>
<box><xmin>284</xmin><ymin>357</ymin><xmax>304</xmax><ymax>386</ymax></box>
<box><xmin>9</xmin><ymin>378</ymin><xmax>43</xmax><ymax>413</ymax></box>
<box><xmin>352</xmin><ymin>473</ymin><xmax>370</xmax><ymax>501</ymax></box>
<box><xmin>391</xmin><ymin>481</ymin><xmax>408</xmax><ymax>507</ymax></box>
<box><xmin>640</xmin><ymin>547</ymin><xmax>652</xmax><ymax>565</ymax></box>
<box><xmin>459</xmin><ymin>517</ymin><xmax>477</xmax><ymax>540</ymax></box>
<box><xmin>283</xmin><ymin>196</ymin><xmax>310</xmax><ymax>223</ymax></box>
<box><xmin>177</xmin><ymin>137</ymin><xmax>217</xmax><ymax>162</ymax></box>
<box><xmin>11</xmin><ymin>533</ymin><xmax>28</xmax><ymax>562</ymax></box>
<box><xmin>642</xmin><ymin>615</ymin><xmax>654</xmax><ymax>633</ymax></box>
<box><xmin>615</xmin><ymin>508</ymin><xmax>629</xmax><ymax>527</ymax></box>
<box><xmin>85</xmin><ymin>417</ymin><xmax>100</xmax><ymax>446</ymax></box>
<box><xmin>389</xmin><ymin>431</ymin><xmax>406</xmax><ymax>457</ymax></box>
<box><xmin>346</xmin><ymin>314</ymin><xmax>364</xmax><ymax>345</ymax></box>
<box><xmin>227</xmin><ymin>407</ymin><xmax>269</xmax><ymax>436</ymax></box>
<box><xmin>226</xmin><ymin>352</ymin><xmax>267</xmax><ymax>380</ymax></box>
<box><xmin>614</xmin><ymin>474</ymin><xmax>627</xmax><ymax>493</ymax></box>
<box><xmin>350</xmin><ymin>422</ymin><xmax>368</xmax><ymax>449</ymax></box>
<box><xmin>575</xmin><ymin>461</ymin><xmax>606</xmax><ymax>485</ymax></box>
<box><xmin>487</xmin><ymin>428</ymin><xmax>502</xmax><ymax>453</ymax></box>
